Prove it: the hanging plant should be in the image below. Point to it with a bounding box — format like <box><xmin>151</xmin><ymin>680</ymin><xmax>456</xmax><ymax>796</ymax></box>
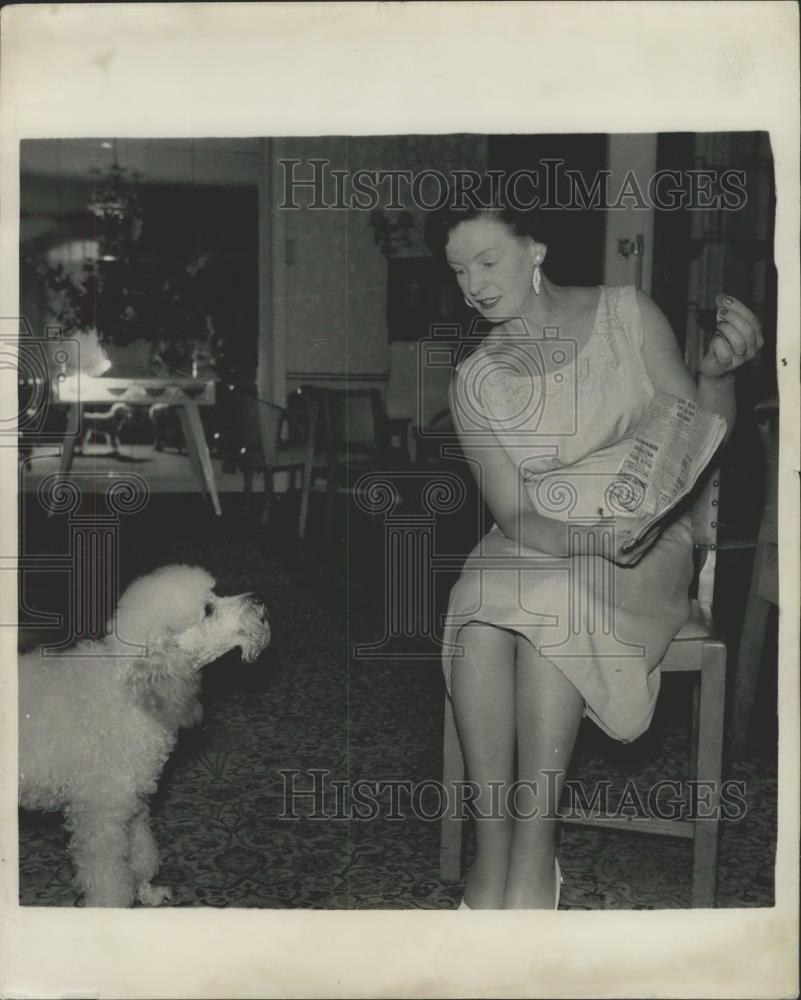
<box><xmin>87</xmin><ymin>163</ymin><xmax>144</xmax><ymax>256</ymax></box>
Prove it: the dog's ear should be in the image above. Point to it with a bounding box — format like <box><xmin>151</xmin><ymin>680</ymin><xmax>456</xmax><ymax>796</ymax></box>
<box><xmin>125</xmin><ymin>634</ymin><xmax>203</xmax><ymax>731</ymax></box>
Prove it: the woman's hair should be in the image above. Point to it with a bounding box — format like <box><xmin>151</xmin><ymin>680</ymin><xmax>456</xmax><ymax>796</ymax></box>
<box><xmin>424</xmin><ymin>174</ymin><xmax>548</xmax><ymax>258</ymax></box>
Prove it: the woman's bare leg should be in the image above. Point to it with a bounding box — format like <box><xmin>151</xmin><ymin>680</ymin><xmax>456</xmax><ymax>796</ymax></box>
<box><xmin>504</xmin><ymin>638</ymin><xmax>584</xmax><ymax>909</ymax></box>
<box><xmin>450</xmin><ymin>623</ymin><xmax>516</xmax><ymax>909</ymax></box>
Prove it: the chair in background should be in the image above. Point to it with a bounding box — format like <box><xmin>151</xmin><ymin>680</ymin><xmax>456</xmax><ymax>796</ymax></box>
<box><xmin>728</xmin><ymin>399</ymin><xmax>779</xmax><ymax>761</ymax></box>
<box><xmin>301</xmin><ymin>386</ymin><xmax>411</xmax><ymax>530</ymax></box>
<box><xmin>440</xmin><ymin>469</ymin><xmax>728</xmax><ymax>908</ymax></box>
<box><xmin>238</xmin><ymin>389</ymin><xmax>319</xmax><ymax>540</ymax></box>
<box><xmin>413</xmin><ymin>407</ymin><xmax>454</xmax><ymax>467</ymax></box>
<box><xmin>386</xmin><ymin>340</ymin><xmax>453</xmax><ymax>463</ymax></box>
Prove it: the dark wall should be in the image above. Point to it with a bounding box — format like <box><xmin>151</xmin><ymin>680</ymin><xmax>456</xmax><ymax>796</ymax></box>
<box><xmin>139</xmin><ymin>184</ymin><xmax>259</xmax><ymax>377</ymax></box>
<box><xmin>651</xmin><ymin>132</ymin><xmax>695</xmax><ymax>348</ymax></box>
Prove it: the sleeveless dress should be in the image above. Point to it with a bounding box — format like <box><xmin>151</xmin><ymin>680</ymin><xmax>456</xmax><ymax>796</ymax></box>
<box><xmin>442</xmin><ymin>286</ymin><xmax>694</xmax><ymax>743</ymax></box>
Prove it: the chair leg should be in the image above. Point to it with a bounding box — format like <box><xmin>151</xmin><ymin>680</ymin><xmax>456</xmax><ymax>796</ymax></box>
<box><xmin>325</xmin><ymin>464</ymin><xmax>337</xmax><ymax>537</ymax></box>
<box><xmin>298</xmin><ymin>465</ymin><xmax>312</xmax><ymax>541</ymax></box>
<box><xmin>242</xmin><ymin>467</ymin><xmax>254</xmax><ymax>516</ymax></box>
<box><xmin>691</xmin><ymin>643</ymin><xmax>726</xmax><ymax>908</ymax></box>
<box><xmin>728</xmin><ymin>543</ymin><xmax>772</xmax><ymax>761</ymax></box>
<box><xmin>689</xmin><ymin>680</ymin><xmax>700</xmax><ymax>778</ymax></box>
<box><xmin>260</xmin><ymin>470</ymin><xmax>273</xmax><ymax>527</ymax></box>
<box><xmin>440</xmin><ymin>695</ymin><xmax>466</xmax><ymax>882</ymax></box>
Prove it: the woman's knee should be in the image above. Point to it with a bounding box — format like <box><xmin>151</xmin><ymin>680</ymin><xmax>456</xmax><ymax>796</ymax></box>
<box><xmin>446</xmin><ymin>625</ymin><xmax>516</xmax><ymax>703</ymax></box>
<box><xmin>455</xmin><ymin>623</ymin><xmax>516</xmax><ymax>661</ymax></box>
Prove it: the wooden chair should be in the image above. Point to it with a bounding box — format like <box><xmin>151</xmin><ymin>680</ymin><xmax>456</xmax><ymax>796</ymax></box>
<box><xmin>440</xmin><ymin>469</ymin><xmax>728</xmax><ymax>908</ymax></box>
<box><xmin>238</xmin><ymin>389</ymin><xmax>319</xmax><ymax>539</ymax></box>
<box><xmin>413</xmin><ymin>406</ymin><xmax>454</xmax><ymax>467</ymax></box>
<box><xmin>386</xmin><ymin>340</ymin><xmax>453</xmax><ymax>464</ymax></box>
<box><xmin>300</xmin><ymin>386</ymin><xmax>411</xmax><ymax>530</ymax></box>
<box><xmin>728</xmin><ymin>399</ymin><xmax>779</xmax><ymax>761</ymax></box>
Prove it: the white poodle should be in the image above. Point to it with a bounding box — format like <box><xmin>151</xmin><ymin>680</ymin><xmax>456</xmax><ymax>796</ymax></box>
<box><xmin>19</xmin><ymin>564</ymin><xmax>270</xmax><ymax>907</ymax></box>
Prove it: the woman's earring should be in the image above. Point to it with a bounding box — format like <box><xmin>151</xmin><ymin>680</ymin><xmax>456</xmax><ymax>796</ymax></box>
<box><xmin>532</xmin><ymin>263</ymin><xmax>542</xmax><ymax>295</ymax></box>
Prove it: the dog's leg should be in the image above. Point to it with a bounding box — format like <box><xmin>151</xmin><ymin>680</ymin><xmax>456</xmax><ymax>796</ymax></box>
<box><xmin>65</xmin><ymin>801</ymin><xmax>136</xmax><ymax>907</ymax></box>
<box><xmin>130</xmin><ymin>806</ymin><xmax>172</xmax><ymax>906</ymax></box>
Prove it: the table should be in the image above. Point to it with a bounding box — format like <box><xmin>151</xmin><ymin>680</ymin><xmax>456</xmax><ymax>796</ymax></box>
<box><xmin>53</xmin><ymin>375</ymin><xmax>222</xmax><ymax>516</ymax></box>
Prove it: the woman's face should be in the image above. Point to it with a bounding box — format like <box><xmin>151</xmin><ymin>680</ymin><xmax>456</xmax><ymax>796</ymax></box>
<box><xmin>445</xmin><ymin>214</ymin><xmax>538</xmax><ymax>321</ymax></box>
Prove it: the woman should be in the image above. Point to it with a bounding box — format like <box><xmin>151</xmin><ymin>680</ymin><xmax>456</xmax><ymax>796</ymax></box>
<box><xmin>427</xmin><ymin>188</ymin><xmax>763</xmax><ymax>910</ymax></box>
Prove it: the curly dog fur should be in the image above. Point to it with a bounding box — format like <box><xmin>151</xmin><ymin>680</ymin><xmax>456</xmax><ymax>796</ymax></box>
<box><xmin>19</xmin><ymin>564</ymin><xmax>270</xmax><ymax>907</ymax></box>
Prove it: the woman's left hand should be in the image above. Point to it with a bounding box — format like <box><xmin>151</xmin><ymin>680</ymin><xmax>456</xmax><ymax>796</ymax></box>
<box><xmin>698</xmin><ymin>294</ymin><xmax>763</xmax><ymax>379</ymax></box>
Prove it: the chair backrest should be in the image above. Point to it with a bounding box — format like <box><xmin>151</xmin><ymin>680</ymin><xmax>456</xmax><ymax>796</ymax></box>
<box><xmin>690</xmin><ymin>466</ymin><xmax>722</xmax><ymax>619</ymax></box>
<box><xmin>283</xmin><ymin>388</ymin><xmax>320</xmax><ymax>458</ymax></box>
<box><xmin>236</xmin><ymin>391</ymin><xmax>284</xmax><ymax>466</ymax></box>
<box><xmin>386</xmin><ymin>340</ymin><xmax>452</xmax><ymax>429</ymax></box>
<box><xmin>687</xmin><ymin>399</ymin><xmax>780</xmax><ymax>620</ymax></box>
<box><xmin>237</xmin><ymin>388</ymin><xmax>319</xmax><ymax>468</ymax></box>
<box><xmin>300</xmin><ymin>386</ymin><xmax>386</xmax><ymax>456</ymax></box>
<box><xmin>683</xmin><ymin>330</ymin><xmax>722</xmax><ymax>617</ymax></box>
<box><xmin>754</xmin><ymin>399</ymin><xmax>779</xmax><ymax>543</ymax></box>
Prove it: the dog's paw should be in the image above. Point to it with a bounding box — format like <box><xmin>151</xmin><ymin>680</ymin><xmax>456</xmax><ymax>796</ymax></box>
<box><xmin>136</xmin><ymin>883</ymin><xmax>173</xmax><ymax>906</ymax></box>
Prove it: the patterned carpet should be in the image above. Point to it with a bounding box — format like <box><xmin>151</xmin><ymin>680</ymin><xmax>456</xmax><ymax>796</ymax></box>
<box><xmin>18</xmin><ymin>500</ymin><xmax>777</xmax><ymax>909</ymax></box>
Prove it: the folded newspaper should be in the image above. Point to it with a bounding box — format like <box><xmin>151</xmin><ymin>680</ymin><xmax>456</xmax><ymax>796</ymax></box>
<box><xmin>608</xmin><ymin>392</ymin><xmax>727</xmax><ymax>550</ymax></box>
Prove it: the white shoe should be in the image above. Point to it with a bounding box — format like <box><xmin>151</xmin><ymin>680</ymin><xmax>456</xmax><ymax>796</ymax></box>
<box><xmin>554</xmin><ymin>858</ymin><xmax>563</xmax><ymax>910</ymax></box>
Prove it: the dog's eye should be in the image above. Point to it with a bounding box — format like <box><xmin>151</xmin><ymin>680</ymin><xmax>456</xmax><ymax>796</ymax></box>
<box><xmin>204</xmin><ymin>602</ymin><xmax>214</xmax><ymax>618</ymax></box>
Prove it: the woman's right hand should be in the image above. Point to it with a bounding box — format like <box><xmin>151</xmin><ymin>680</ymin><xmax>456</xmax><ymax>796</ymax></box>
<box><xmin>574</xmin><ymin>516</ymin><xmax>663</xmax><ymax>566</ymax></box>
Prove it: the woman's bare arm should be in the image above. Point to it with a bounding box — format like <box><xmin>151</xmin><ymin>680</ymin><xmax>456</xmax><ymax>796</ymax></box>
<box><xmin>449</xmin><ymin>363</ymin><xmax>650</xmax><ymax>563</ymax></box>
<box><xmin>449</xmin><ymin>371</ymin><xmax>570</xmax><ymax>556</ymax></box>
<box><xmin>637</xmin><ymin>290</ymin><xmax>701</xmax><ymax>401</ymax></box>
<box><xmin>697</xmin><ymin>294</ymin><xmax>763</xmax><ymax>438</ymax></box>
<box><xmin>637</xmin><ymin>290</ymin><xmax>762</xmax><ymax>445</ymax></box>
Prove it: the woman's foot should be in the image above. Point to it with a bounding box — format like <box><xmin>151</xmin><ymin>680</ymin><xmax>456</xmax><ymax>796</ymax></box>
<box><xmin>503</xmin><ymin>853</ymin><xmax>561</xmax><ymax>909</ymax></box>
<box><xmin>461</xmin><ymin>852</ymin><xmax>509</xmax><ymax>909</ymax></box>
